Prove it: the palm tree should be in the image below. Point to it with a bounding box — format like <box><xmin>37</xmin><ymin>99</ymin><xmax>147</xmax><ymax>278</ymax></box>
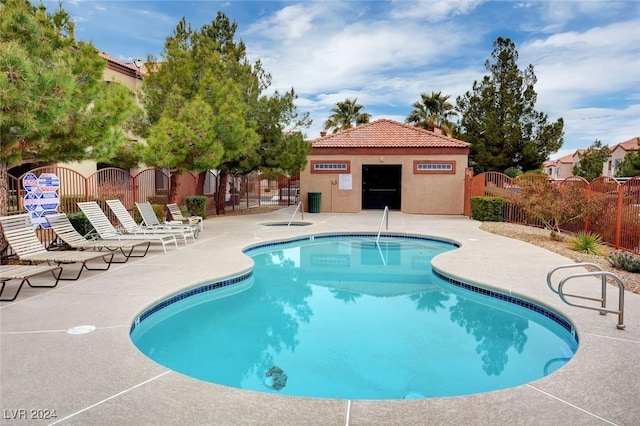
<box><xmin>323</xmin><ymin>98</ymin><xmax>371</xmax><ymax>133</ymax></box>
<box><xmin>405</xmin><ymin>91</ymin><xmax>458</xmax><ymax>136</ymax></box>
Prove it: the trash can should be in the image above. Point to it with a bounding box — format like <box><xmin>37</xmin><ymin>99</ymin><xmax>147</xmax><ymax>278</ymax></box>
<box><xmin>308</xmin><ymin>192</ymin><xmax>321</xmax><ymax>213</ymax></box>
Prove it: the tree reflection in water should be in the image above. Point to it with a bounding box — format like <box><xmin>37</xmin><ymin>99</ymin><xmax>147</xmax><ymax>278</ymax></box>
<box><xmin>449</xmin><ymin>296</ymin><xmax>529</xmax><ymax>375</ymax></box>
<box><xmin>330</xmin><ymin>289</ymin><xmax>363</xmax><ymax>303</ymax></box>
<box><xmin>257</xmin><ymin>249</ymin><xmax>313</xmax><ymax>353</ymax></box>
<box><xmin>409</xmin><ymin>290</ymin><xmax>450</xmax><ymax>312</ymax></box>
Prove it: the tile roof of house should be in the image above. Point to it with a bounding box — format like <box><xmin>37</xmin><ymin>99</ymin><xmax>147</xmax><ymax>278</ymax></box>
<box><xmin>310</xmin><ymin>119</ymin><xmax>471</xmax><ymax>149</ymax></box>
<box><xmin>557</xmin><ymin>154</ymin><xmax>574</xmax><ymax>164</ymax></box>
<box><xmin>99</xmin><ymin>51</ymin><xmax>145</xmax><ymax>79</ymax></box>
<box><xmin>610</xmin><ymin>136</ymin><xmax>640</xmax><ymax>152</ymax></box>
<box><xmin>99</xmin><ymin>52</ymin><xmax>139</xmax><ymax>72</ymax></box>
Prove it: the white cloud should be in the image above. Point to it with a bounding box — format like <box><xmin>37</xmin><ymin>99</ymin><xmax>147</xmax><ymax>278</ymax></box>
<box><xmin>53</xmin><ymin>0</ymin><xmax>638</xmax><ymax>152</ymax></box>
<box><xmin>519</xmin><ymin>18</ymin><xmax>640</xmax><ymax>150</ymax></box>
<box><xmin>539</xmin><ymin>0</ymin><xmax>629</xmax><ymax>32</ymax></box>
<box><xmin>562</xmin><ymin>104</ymin><xmax>640</xmax><ymax>146</ymax></box>
<box><xmin>248</xmin><ymin>12</ymin><xmax>475</xmax><ymax>95</ymax></box>
<box><xmin>390</xmin><ymin>0</ymin><xmax>486</xmax><ymax>21</ymax></box>
<box><xmin>245</xmin><ymin>3</ymin><xmax>317</xmax><ymax>40</ymax></box>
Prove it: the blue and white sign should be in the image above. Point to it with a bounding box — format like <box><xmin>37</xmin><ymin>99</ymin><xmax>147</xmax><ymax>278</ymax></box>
<box><xmin>24</xmin><ymin>192</ymin><xmax>39</xmax><ymax>212</ymax></box>
<box><xmin>39</xmin><ymin>192</ymin><xmax>60</xmax><ymax>211</ymax></box>
<box><xmin>22</xmin><ymin>172</ymin><xmax>61</xmax><ymax>229</ymax></box>
<box><xmin>37</xmin><ymin>173</ymin><xmax>60</xmax><ymax>192</ymax></box>
<box><xmin>22</xmin><ymin>173</ymin><xmax>38</xmax><ymax>193</ymax></box>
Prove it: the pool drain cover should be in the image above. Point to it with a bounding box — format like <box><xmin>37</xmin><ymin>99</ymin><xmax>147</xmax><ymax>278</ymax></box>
<box><xmin>67</xmin><ymin>325</ymin><xmax>96</xmax><ymax>335</ymax></box>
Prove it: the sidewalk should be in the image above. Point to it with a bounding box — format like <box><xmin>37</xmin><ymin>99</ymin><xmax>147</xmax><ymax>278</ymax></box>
<box><xmin>1</xmin><ymin>210</ymin><xmax>638</xmax><ymax>425</ymax></box>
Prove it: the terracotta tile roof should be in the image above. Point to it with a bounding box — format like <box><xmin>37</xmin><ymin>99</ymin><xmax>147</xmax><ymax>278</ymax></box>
<box><xmin>99</xmin><ymin>51</ymin><xmax>139</xmax><ymax>72</ymax></box>
<box><xmin>557</xmin><ymin>154</ymin><xmax>574</xmax><ymax>164</ymax></box>
<box><xmin>310</xmin><ymin>119</ymin><xmax>470</xmax><ymax>149</ymax></box>
<box><xmin>611</xmin><ymin>136</ymin><xmax>640</xmax><ymax>152</ymax></box>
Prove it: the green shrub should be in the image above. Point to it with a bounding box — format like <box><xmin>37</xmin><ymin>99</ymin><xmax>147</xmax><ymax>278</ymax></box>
<box><xmin>185</xmin><ymin>196</ymin><xmax>206</xmax><ymax>218</ymax></box>
<box><xmin>470</xmin><ymin>196</ymin><xmax>503</xmax><ymax>222</ymax></box>
<box><xmin>608</xmin><ymin>251</ymin><xmax>640</xmax><ymax>273</ymax></box>
<box><xmin>567</xmin><ymin>231</ymin><xmax>608</xmax><ymax>256</ymax></box>
<box><xmin>152</xmin><ymin>204</ymin><xmax>165</xmax><ymax>222</ymax></box>
<box><xmin>67</xmin><ymin>212</ymin><xmax>93</xmax><ymax>237</ymax></box>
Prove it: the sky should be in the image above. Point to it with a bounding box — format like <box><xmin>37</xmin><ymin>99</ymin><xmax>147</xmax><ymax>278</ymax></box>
<box><xmin>49</xmin><ymin>0</ymin><xmax>640</xmax><ymax>161</ymax></box>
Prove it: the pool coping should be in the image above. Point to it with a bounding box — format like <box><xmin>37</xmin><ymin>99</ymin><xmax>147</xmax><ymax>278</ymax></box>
<box><xmin>1</xmin><ymin>211</ymin><xmax>639</xmax><ymax>425</ymax></box>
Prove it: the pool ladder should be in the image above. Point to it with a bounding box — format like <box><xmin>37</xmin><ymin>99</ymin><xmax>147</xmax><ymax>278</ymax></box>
<box><xmin>376</xmin><ymin>206</ymin><xmax>389</xmax><ymax>245</ymax></box>
<box><xmin>547</xmin><ymin>263</ymin><xmax>625</xmax><ymax>330</ymax></box>
<box><xmin>287</xmin><ymin>201</ymin><xmax>304</xmax><ymax>227</ymax></box>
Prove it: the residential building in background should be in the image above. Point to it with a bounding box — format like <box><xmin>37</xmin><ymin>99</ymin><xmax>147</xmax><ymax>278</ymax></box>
<box><xmin>543</xmin><ymin>153</ymin><xmax>575</xmax><ymax>180</ymax></box>
<box><xmin>547</xmin><ymin>137</ymin><xmax>640</xmax><ymax>180</ymax></box>
<box><xmin>605</xmin><ymin>137</ymin><xmax>640</xmax><ymax>177</ymax></box>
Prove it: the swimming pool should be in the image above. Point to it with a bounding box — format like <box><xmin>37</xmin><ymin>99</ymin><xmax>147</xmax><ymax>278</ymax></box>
<box><xmin>130</xmin><ymin>233</ymin><xmax>578</xmax><ymax>400</ymax></box>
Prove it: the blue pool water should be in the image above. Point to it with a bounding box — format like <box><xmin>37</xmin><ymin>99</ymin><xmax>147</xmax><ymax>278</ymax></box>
<box><xmin>131</xmin><ymin>234</ymin><xmax>578</xmax><ymax>400</ymax></box>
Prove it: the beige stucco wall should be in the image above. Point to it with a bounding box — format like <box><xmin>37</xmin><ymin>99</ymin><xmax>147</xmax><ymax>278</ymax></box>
<box><xmin>606</xmin><ymin>147</ymin><xmax>627</xmax><ymax>176</ymax></box>
<box><xmin>557</xmin><ymin>162</ymin><xmax>574</xmax><ymax>179</ymax></box>
<box><xmin>104</xmin><ymin>68</ymin><xmax>138</xmax><ymax>92</ymax></box>
<box><xmin>300</xmin><ymin>153</ymin><xmax>468</xmax><ymax>214</ymax></box>
<box><xmin>59</xmin><ymin>160</ymin><xmax>97</xmax><ymax>177</ymax></box>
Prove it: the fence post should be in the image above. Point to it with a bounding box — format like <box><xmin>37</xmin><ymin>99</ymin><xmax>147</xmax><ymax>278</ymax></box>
<box><xmin>15</xmin><ymin>175</ymin><xmax>23</xmax><ymax>213</ymax></box>
<box><xmin>133</xmin><ymin>174</ymin><xmax>138</xmax><ymax>204</ymax></box>
<box><xmin>614</xmin><ymin>186</ymin><xmax>623</xmax><ymax>249</ymax></box>
<box><xmin>463</xmin><ymin>172</ymin><xmax>471</xmax><ymax>216</ymax></box>
<box><xmin>243</xmin><ymin>175</ymin><xmax>248</xmax><ymax>209</ymax></box>
<box><xmin>585</xmin><ymin>181</ymin><xmax>591</xmax><ymax>233</ymax></box>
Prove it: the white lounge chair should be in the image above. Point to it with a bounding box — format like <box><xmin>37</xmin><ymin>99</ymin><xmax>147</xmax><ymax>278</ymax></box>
<box><xmin>46</xmin><ymin>213</ymin><xmax>151</xmax><ymax>262</ymax></box>
<box><xmin>105</xmin><ymin>199</ymin><xmax>195</xmax><ymax>246</ymax></box>
<box><xmin>167</xmin><ymin>203</ymin><xmax>203</xmax><ymax>232</ymax></box>
<box><xmin>77</xmin><ymin>202</ymin><xmax>178</xmax><ymax>254</ymax></box>
<box><xmin>135</xmin><ymin>202</ymin><xmax>199</xmax><ymax>238</ymax></box>
<box><xmin>0</xmin><ymin>264</ymin><xmax>62</xmax><ymax>302</ymax></box>
<box><xmin>0</xmin><ymin>214</ymin><xmax>114</xmax><ymax>281</ymax></box>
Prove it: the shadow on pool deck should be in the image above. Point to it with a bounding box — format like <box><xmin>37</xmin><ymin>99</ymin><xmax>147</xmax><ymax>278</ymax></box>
<box><xmin>1</xmin><ymin>209</ymin><xmax>639</xmax><ymax>425</ymax></box>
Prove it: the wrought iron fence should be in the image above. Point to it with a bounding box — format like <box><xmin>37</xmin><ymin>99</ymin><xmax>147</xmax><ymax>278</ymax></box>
<box><xmin>465</xmin><ymin>172</ymin><xmax>640</xmax><ymax>253</ymax></box>
<box><xmin>2</xmin><ymin>166</ymin><xmax>299</xmax><ymax>262</ymax></box>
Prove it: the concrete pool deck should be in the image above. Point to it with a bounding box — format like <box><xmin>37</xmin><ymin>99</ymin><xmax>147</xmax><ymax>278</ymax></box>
<box><xmin>1</xmin><ymin>210</ymin><xmax>639</xmax><ymax>425</ymax></box>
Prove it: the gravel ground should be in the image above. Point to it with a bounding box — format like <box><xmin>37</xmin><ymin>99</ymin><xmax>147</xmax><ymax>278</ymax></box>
<box><xmin>480</xmin><ymin>222</ymin><xmax>640</xmax><ymax>294</ymax></box>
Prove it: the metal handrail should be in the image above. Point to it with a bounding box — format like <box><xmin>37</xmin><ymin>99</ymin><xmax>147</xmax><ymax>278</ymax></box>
<box><xmin>376</xmin><ymin>206</ymin><xmax>389</xmax><ymax>245</ymax></box>
<box><xmin>547</xmin><ymin>263</ymin><xmax>604</xmax><ymax>296</ymax></box>
<box><xmin>287</xmin><ymin>201</ymin><xmax>304</xmax><ymax>227</ymax></box>
<box><xmin>547</xmin><ymin>263</ymin><xmax>626</xmax><ymax>330</ymax></box>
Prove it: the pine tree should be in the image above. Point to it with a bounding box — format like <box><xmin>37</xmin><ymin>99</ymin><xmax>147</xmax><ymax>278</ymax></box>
<box><xmin>615</xmin><ymin>149</ymin><xmax>640</xmax><ymax>177</ymax></box>
<box><xmin>136</xmin><ymin>12</ymin><xmax>310</xmax><ymax>210</ymax></box>
<box><xmin>457</xmin><ymin>37</ymin><xmax>564</xmax><ymax>173</ymax></box>
<box><xmin>0</xmin><ymin>0</ymin><xmax>137</xmax><ymax>215</ymax></box>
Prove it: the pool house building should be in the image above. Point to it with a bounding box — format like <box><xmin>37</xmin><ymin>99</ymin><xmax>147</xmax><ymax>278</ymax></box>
<box><xmin>300</xmin><ymin>119</ymin><xmax>471</xmax><ymax>214</ymax></box>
